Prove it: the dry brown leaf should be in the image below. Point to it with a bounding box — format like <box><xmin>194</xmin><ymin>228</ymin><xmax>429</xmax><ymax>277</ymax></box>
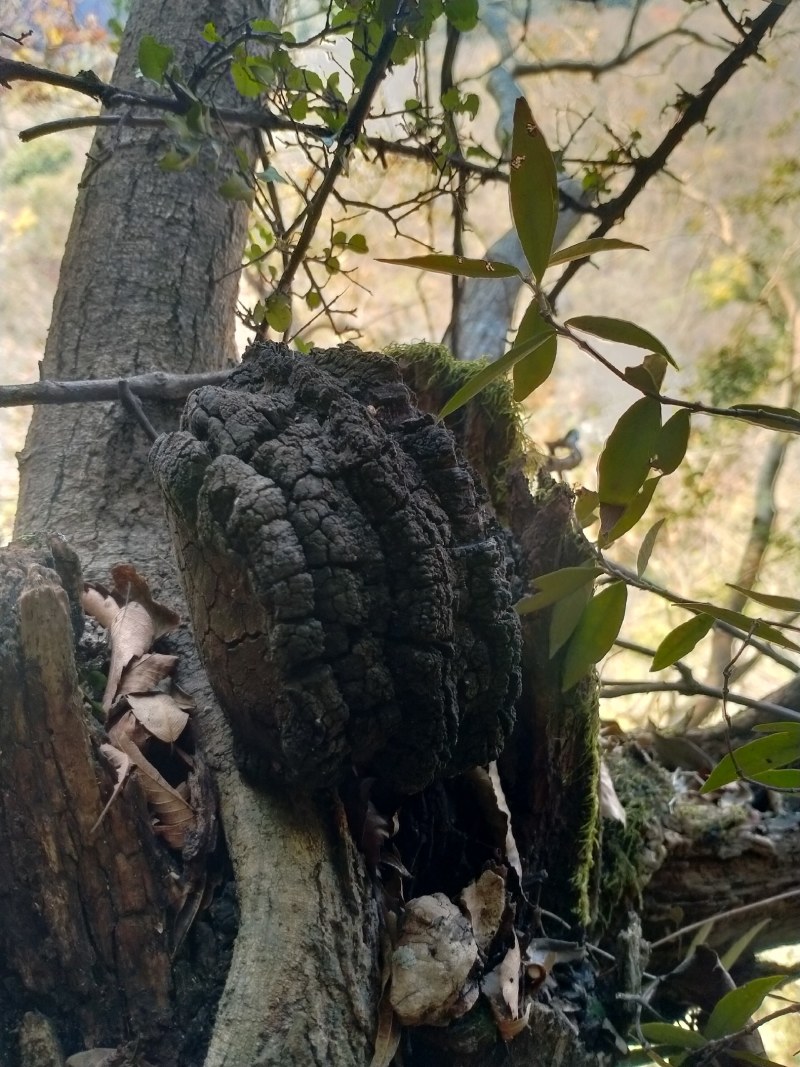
<box><xmin>91</xmin><ymin>744</ymin><xmax>133</xmax><ymax>835</ymax></box>
<box><xmin>459</xmin><ymin>869</ymin><xmax>506</xmax><ymax>954</ymax></box>
<box><xmin>81</xmin><ymin>583</ymin><xmax>120</xmax><ymax>629</ymax></box>
<box><xmin>107</xmin><ymin>708</ymin><xmax>150</xmax><ymax>750</ymax></box>
<box><xmin>464</xmin><ymin>763</ymin><xmax>522</xmax><ymax>879</ymax></box>
<box><xmin>115</xmin><ymin>733</ymin><xmax>195</xmax><ymax>850</ymax></box>
<box><xmin>127</xmin><ymin>693</ymin><xmax>189</xmax><ymax>743</ymax></box>
<box><xmin>482</xmin><ymin>934</ymin><xmax>529</xmax><ymax>1041</ymax></box>
<box><xmin>369</xmin><ymin>989</ymin><xmax>401</xmax><ymax>1067</ymax></box>
<box><xmin>389</xmin><ymin>893</ymin><xmax>479</xmax><ymax>1026</ymax></box>
<box><xmin>168</xmin><ymin>682</ymin><xmax>196</xmax><ymax>711</ymax></box>
<box><xmin>599</xmin><ymin>759</ymin><xmax>627</xmax><ymax>826</ymax></box>
<box><xmin>110</xmin><ymin>563</ymin><xmax>180</xmax><ymax>638</ymax></box>
<box><xmin>117</xmin><ymin>652</ymin><xmax>179</xmax><ymax>698</ymax></box>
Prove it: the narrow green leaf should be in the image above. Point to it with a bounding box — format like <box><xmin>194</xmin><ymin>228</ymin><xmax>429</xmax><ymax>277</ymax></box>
<box><xmin>597</xmin><ymin>397</ymin><xmax>662</xmax><ymax>506</ymax></box>
<box><xmin>638</xmin><ymin>1024</ymin><xmax>706</xmax><ymax>1052</ymax></box>
<box><xmin>547</xmin><ymin>237</ymin><xmax>648</xmax><ymax>267</ymax></box>
<box><xmin>704</xmin><ymin>976</ymin><xmax>786</xmax><ymax>1041</ymax></box>
<box><xmin>729</xmin><ymin>1053</ymin><xmax>792</xmax><ymax>1067</ymax></box>
<box><xmin>721</xmin><ymin>919</ymin><xmax>772</xmax><ymax>971</ymax></box>
<box><xmin>726</xmin><ymin>584</ymin><xmax>800</xmax><ymax>613</ymax></box>
<box><xmin>218</xmin><ymin>175</ymin><xmax>254</xmax><ymax>204</ymax></box>
<box><xmin>740</xmin><ymin>768</ymin><xmax>800</xmax><ymax>788</ymax></box>
<box><xmin>377</xmin><ymin>254</ymin><xmax>520</xmax><ymax>279</ymax></box>
<box><xmin>653</xmin><ymin>410</ymin><xmax>691</xmax><ymax>475</ymax></box>
<box><xmin>754</xmin><ymin>722</ymin><xmax>800</xmax><ymax>735</ymax></box>
<box><xmin>138</xmin><ymin>34</ymin><xmax>174</xmax><ymax>83</ymax></box>
<box><xmin>727</xmin><ymin>403</ymin><xmax>800</xmax><ymax>433</ymax></box>
<box><xmin>512</xmin><ymin>302</ymin><xmax>557</xmax><ymax>401</ymax></box>
<box><xmin>650</xmin><ymin>614</ymin><xmax>713</xmax><ymax>671</ymax></box>
<box><xmin>637</xmin><ymin>518</ymin><xmax>665</xmax><ymax>577</ymax></box>
<box><xmin>550</xmin><ymin>583</ymin><xmax>593</xmax><ymax>657</ymax></box>
<box><xmin>566</xmin><ymin>316</ymin><xmax>678</xmax><ymax>369</ymax></box>
<box><xmin>599</xmin><ymin>476</ymin><xmax>660</xmax><ymax>547</ymax></box>
<box><xmin>439</xmin><ymin>330</ymin><xmax>554</xmax><ymax>419</ymax></box>
<box><xmin>509</xmin><ymin>98</ymin><xmax>558</xmax><ymax>283</ymax></box>
<box><xmin>561</xmin><ymin>582</ymin><xmax>627</xmax><ymax>691</ymax></box>
<box><xmin>677</xmin><ymin>601</ymin><xmax>800</xmax><ymax>652</ymax></box>
<box><xmin>515</xmin><ymin>565</ymin><xmax>603</xmax><ymax>615</ymax></box>
<box><xmin>701</xmin><ymin>732</ymin><xmax>800</xmax><ymax>793</ymax></box>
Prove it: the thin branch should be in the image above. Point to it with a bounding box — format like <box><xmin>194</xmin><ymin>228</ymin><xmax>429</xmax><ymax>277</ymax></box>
<box><xmin>547</xmin><ymin>0</ymin><xmax>790</xmax><ymax>305</ymax></box>
<box><xmin>262</xmin><ymin>0</ymin><xmax>411</xmax><ymax>328</ymax></box>
<box><xmin>514</xmin><ymin>26</ymin><xmax>717</xmax><ymax>79</ymax></box>
<box><xmin>600</xmin><ymin>679</ymin><xmax>800</xmax><ymax>723</ymax></box>
<box><xmin>0</xmin><ymin>370</ymin><xmax>230</xmax><ymax>408</ymax></box>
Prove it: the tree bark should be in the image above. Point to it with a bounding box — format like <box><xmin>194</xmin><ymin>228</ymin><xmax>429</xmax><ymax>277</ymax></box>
<box><xmin>8</xmin><ymin>3</ymin><xmax>382</xmax><ymax>1065</ymax></box>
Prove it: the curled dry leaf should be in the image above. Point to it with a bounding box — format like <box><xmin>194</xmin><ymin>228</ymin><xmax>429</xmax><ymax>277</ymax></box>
<box><xmin>115</xmin><ymin>732</ymin><xmax>195</xmax><ymax>850</ymax></box>
<box><xmin>463</xmin><ymin>763</ymin><xmax>522</xmax><ymax>879</ymax></box>
<box><xmin>116</xmin><ymin>652</ymin><xmax>179</xmax><ymax>699</ymax></box>
<box><xmin>127</xmin><ymin>693</ymin><xmax>190</xmax><ymax>743</ymax></box>
<box><xmin>459</xmin><ymin>869</ymin><xmax>506</xmax><ymax>954</ymax></box>
<box><xmin>369</xmin><ymin>989</ymin><xmax>401</xmax><ymax>1067</ymax></box>
<box><xmin>107</xmin><ymin>708</ymin><xmax>150</xmax><ymax>750</ymax></box>
<box><xmin>599</xmin><ymin>759</ymin><xmax>627</xmax><ymax>827</ymax></box>
<box><xmin>389</xmin><ymin>893</ymin><xmax>479</xmax><ymax>1026</ymax></box>
<box><xmin>83</xmin><ymin>564</ymin><xmax>180</xmax><ymax>713</ymax></box>
<box><xmin>91</xmin><ymin>744</ymin><xmax>133</xmax><ymax>835</ymax></box>
<box><xmin>482</xmin><ymin>934</ymin><xmax>530</xmax><ymax>1041</ymax></box>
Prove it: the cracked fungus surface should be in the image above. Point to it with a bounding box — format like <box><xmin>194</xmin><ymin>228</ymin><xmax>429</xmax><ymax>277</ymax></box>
<box><xmin>151</xmin><ymin>342</ymin><xmax>521</xmax><ymax>793</ymax></box>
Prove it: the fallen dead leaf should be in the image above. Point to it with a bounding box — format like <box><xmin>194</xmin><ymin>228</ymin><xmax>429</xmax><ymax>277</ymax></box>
<box><xmin>82</xmin><ymin>584</ymin><xmax>120</xmax><ymax>630</ymax></box>
<box><xmin>91</xmin><ymin>744</ymin><xmax>133</xmax><ymax>835</ymax></box>
<box><xmin>127</xmin><ymin>693</ymin><xmax>190</xmax><ymax>743</ymax></box>
<box><xmin>369</xmin><ymin>988</ymin><xmax>401</xmax><ymax>1067</ymax></box>
<box><xmin>115</xmin><ymin>732</ymin><xmax>195</xmax><ymax>850</ymax></box>
<box><xmin>459</xmin><ymin>869</ymin><xmax>506</xmax><ymax>954</ymax></box>
<box><xmin>117</xmin><ymin>652</ymin><xmax>179</xmax><ymax>698</ymax></box>
<box><xmin>599</xmin><ymin>759</ymin><xmax>627</xmax><ymax>826</ymax></box>
<box><xmin>463</xmin><ymin>763</ymin><xmax>522</xmax><ymax>879</ymax></box>
<box><xmin>482</xmin><ymin>934</ymin><xmax>529</xmax><ymax>1041</ymax></box>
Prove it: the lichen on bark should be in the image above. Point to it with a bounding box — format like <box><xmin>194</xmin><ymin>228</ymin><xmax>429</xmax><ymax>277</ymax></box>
<box><xmin>151</xmin><ymin>341</ymin><xmax>522</xmax><ymax>794</ymax></box>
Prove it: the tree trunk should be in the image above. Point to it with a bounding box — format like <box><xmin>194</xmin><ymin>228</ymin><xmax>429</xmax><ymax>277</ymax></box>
<box><xmin>7</xmin><ymin>3</ymin><xmax>381</xmax><ymax>1064</ymax></box>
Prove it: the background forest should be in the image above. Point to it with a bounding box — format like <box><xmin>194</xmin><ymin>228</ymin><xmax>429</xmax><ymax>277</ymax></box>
<box><xmin>2</xmin><ymin>0</ymin><xmax>800</xmax><ymax>1062</ymax></box>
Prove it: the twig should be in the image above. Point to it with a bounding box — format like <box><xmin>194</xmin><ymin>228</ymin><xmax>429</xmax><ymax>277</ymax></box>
<box><xmin>547</xmin><ymin>0</ymin><xmax>790</xmax><ymax>305</ymax></box>
<box><xmin>0</xmin><ymin>370</ymin><xmax>231</xmax><ymax>408</ymax></box>
<box><xmin>118</xmin><ymin>380</ymin><xmax>158</xmax><ymax>443</ymax></box>
<box><xmin>600</xmin><ymin>679</ymin><xmax>800</xmax><ymax>724</ymax></box>
<box><xmin>649</xmin><ymin>887</ymin><xmax>800</xmax><ymax>950</ymax></box>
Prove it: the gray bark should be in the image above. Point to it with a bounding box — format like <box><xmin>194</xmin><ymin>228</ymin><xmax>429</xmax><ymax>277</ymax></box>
<box><xmin>10</xmin><ymin>2</ymin><xmax>381</xmax><ymax>1064</ymax></box>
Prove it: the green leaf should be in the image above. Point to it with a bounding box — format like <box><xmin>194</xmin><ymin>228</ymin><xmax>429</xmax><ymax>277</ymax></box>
<box><xmin>348</xmin><ymin>233</ymin><xmax>369</xmax><ymax>253</ymax></box>
<box><xmin>444</xmin><ymin>0</ymin><xmax>479</xmax><ymax>31</ymax></box>
<box><xmin>754</xmin><ymin>721</ymin><xmax>800</xmax><ymax>734</ymax></box>
<box><xmin>550</xmin><ymin>583</ymin><xmax>593</xmax><ymax>657</ymax></box>
<box><xmin>256</xmin><ymin>165</ymin><xmax>288</xmax><ymax>184</ymax></box>
<box><xmin>638</xmin><ymin>1023</ymin><xmax>707</xmax><ymax>1051</ymax></box>
<box><xmin>701</xmin><ymin>732</ymin><xmax>800</xmax><ymax>793</ymax></box>
<box><xmin>289</xmin><ymin>95</ymin><xmax>308</xmax><ymax>120</ymax></box>
<box><xmin>746</xmin><ymin>769</ymin><xmax>800</xmax><ymax>787</ymax></box>
<box><xmin>728</xmin><ymin>1053</ymin><xmax>793</xmax><ymax>1067</ymax></box>
<box><xmin>566</xmin><ymin>316</ymin><xmax>678</xmax><ymax>369</ymax></box>
<box><xmin>704</xmin><ymin>976</ymin><xmax>786</xmax><ymax>1041</ymax></box>
<box><xmin>574</xmin><ymin>489</ymin><xmax>599</xmax><ymax>528</ymax></box>
<box><xmin>561</xmin><ymin>582</ymin><xmax>627</xmax><ymax>691</ymax></box>
<box><xmin>439</xmin><ymin>330</ymin><xmax>556</xmax><ymax>419</ymax></box>
<box><xmin>597</xmin><ymin>397</ymin><xmax>662</xmax><ymax>506</ymax></box>
<box><xmin>138</xmin><ymin>35</ymin><xmax>174</xmax><ymax>83</ymax></box>
<box><xmin>218</xmin><ymin>175</ymin><xmax>254</xmax><ymax>205</ymax></box>
<box><xmin>377</xmin><ymin>254</ymin><xmax>520</xmax><ymax>279</ymax></box>
<box><xmin>263</xmin><ymin>291</ymin><xmax>293</xmax><ymax>333</ymax></box>
<box><xmin>251</xmin><ymin>18</ymin><xmax>281</xmax><ymax>32</ymax></box>
<box><xmin>727</xmin><ymin>403</ymin><xmax>800</xmax><ymax>433</ymax></box>
<box><xmin>637</xmin><ymin>518</ymin><xmax>665</xmax><ymax>577</ymax></box>
<box><xmin>721</xmin><ymin>919</ymin><xmax>772</xmax><ymax>971</ymax></box>
<box><xmin>650</xmin><ymin>614</ymin><xmax>713</xmax><ymax>671</ymax></box>
<box><xmin>231</xmin><ymin>59</ymin><xmax>265</xmax><ymax>97</ymax></box>
<box><xmin>512</xmin><ymin>302</ymin><xmax>557</xmax><ymax>401</ymax></box>
<box><xmin>547</xmin><ymin>237</ymin><xmax>648</xmax><ymax>267</ymax></box>
<box><xmin>599</xmin><ymin>476</ymin><xmax>660</xmax><ymax>547</ymax></box>
<box><xmin>202</xmin><ymin>22</ymin><xmax>222</xmax><ymax>43</ymax></box>
<box><xmin>509</xmin><ymin>98</ymin><xmax>558</xmax><ymax>283</ymax></box>
<box><xmin>677</xmin><ymin>601</ymin><xmax>800</xmax><ymax>652</ymax></box>
<box><xmin>653</xmin><ymin>410</ymin><xmax>691</xmax><ymax>475</ymax></box>
<box><xmin>305</xmin><ymin>290</ymin><xmax>322</xmax><ymax>310</ymax></box>
<box><xmin>515</xmin><ymin>565</ymin><xmax>603</xmax><ymax>615</ymax></box>
<box><xmin>726</xmin><ymin>584</ymin><xmax>800</xmax><ymax>613</ymax></box>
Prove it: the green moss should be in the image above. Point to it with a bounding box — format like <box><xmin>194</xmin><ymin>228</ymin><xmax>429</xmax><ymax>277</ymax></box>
<box><xmin>386</xmin><ymin>342</ymin><xmax>528</xmax><ymax>516</ymax></box>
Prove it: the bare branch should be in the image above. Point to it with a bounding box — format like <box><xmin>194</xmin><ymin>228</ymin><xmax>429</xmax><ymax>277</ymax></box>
<box><xmin>0</xmin><ymin>370</ymin><xmax>230</xmax><ymax>408</ymax></box>
<box><xmin>600</xmin><ymin>678</ymin><xmax>800</xmax><ymax>723</ymax></box>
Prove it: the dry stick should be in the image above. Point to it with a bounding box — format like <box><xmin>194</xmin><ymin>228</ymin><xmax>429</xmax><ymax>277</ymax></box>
<box><xmin>600</xmin><ymin>680</ymin><xmax>800</xmax><ymax>724</ymax></box>
<box><xmin>547</xmin><ymin>0</ymin><xmax>789</xmax><ymax>306</ymax></box>
<box><xmin>649</xmin><ymin>887</ymin><xmax>800</xmax><ymax>951</ymax></box>
<box><xmin>0</xmin><ymin>370</ymin><xmax>230</xmax><ymax>408</ymax></box>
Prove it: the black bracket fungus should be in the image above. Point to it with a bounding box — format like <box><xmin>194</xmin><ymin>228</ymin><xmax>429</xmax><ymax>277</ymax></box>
<box><xmin>151</xmin><ymin>342</ymin><xmax>521</xmax><ymax>793</ymax></box>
